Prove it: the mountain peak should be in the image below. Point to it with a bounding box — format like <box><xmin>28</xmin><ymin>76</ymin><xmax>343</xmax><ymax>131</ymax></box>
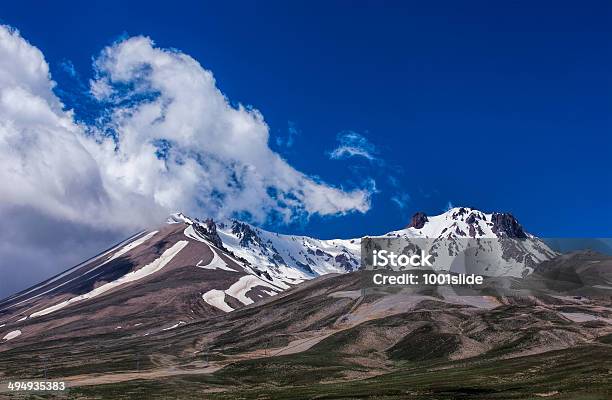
<box><xmin>166</xmin><ymin>212</ymin><xmax>193</xmax><ymax>224</ymax></box>
<box><xmin>398</xmin><ymin>206</ymin><xmax>532</xmax><ymax>240</ymax></box>
<box><xmin>490</xmin><ymin>212</ymin><xmax>527</xmax><ymax>238</ymax></box>
<box><xmin>407</xmin><ymin>212</ymin><xmax>428</xmax><ymax>229</ymax></box>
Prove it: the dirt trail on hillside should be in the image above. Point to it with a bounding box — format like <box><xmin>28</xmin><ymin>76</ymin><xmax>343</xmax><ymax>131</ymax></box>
<box><xmin>62</xmin><ymin>363</ymin><xmax>225</xmax><ymax>387</ymax></box>
<box><xmin>48</xmin><ymin>292</ymin><xmax>437</xmax><ymax>388</ymax></box>
<box><xmin>61</xmin><ymin>327</ymin><xmax>343</xmax><ymax>388</ymax></box>
<box><xmin>54</xmin><ymin>304</ymin><xmax>366</xmax><ymax>388</ymax></box>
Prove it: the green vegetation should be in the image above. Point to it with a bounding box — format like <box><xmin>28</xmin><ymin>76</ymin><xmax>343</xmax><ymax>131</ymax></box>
<box><xmin>17</xmin><ymin>343</ymin><xmax>609</xmax><ymax>400</ymax></box>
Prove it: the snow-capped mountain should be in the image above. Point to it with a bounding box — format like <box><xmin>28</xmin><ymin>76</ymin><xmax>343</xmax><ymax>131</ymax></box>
<box><xmin>216</xmin><ymin>219</ymin><xmax>361</xmax><ymax>275</ymax></box>
<box><xmin>0</xmin><ymin>210</ymin><xmax>607</xmax><ymax>395</ymax></box>
<box><xmin>214</xmin><ymin>207</ymin><xmax>556</xmax><ymax>280</ymax></box>
<box><xmin>0</xmin><ymin>207</ymin><xmax>555</xmax><ymax>348</ymax></box>
<box><xmin>373</xmin><ymin>207</ymin><xmax>557</xmax><ymax>277</ymax></box>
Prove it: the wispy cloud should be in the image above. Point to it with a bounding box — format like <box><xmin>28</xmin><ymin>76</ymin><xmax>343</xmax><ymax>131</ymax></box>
<box><xmin>59</xmin><ymin>59</ymin><xmax>77</xmax><ymax>77</ymax></box>
<box><xmin>388</xmin><ymin>175</ymin><xmax>411</xmax><ymax>212</ymax></box>
<box><xmin>275</xmin><ymin>120</ymin><xmax>299</xmax><ymax>149</ymax></box>
<box><xmin>391</xmin><ymin>193</ymin><xmax>411</xmax><ymax>210</ymax></box>
<box><xmin>328</xmin><ymin>131</ymin><xmax>413</xmax><ymax>214</ymax></box>
<box><xmin>328</xmin><ymin>131</ymin><xmax>379</xmax><ymax>161</ymax></box>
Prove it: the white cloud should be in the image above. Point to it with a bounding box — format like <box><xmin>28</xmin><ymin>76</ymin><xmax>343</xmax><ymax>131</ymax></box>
<box><xmin>0</xmin><ymin>26</ymin><xmax>165</xmax><ymax>233</ymax></box>
<box><xmin>0</xmin><ymin>26</ymin><xmax>371</xmax><ymax>297</ymax></box>
<box><xmin>87</xmin><ymin>35</ymin><xmax>370</xmax><ymax>222</ymax></box>
<box><xmin>328</xmin><ymin>131</ymin><xmax>378</xmax><ymax>161</ymax></box>
<box><xmin>0</xmin><ymin>26</ymin><xmax>60</xmax><ymax>109</ymax></box>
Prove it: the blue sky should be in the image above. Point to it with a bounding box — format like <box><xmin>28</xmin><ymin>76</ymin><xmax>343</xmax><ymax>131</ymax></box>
<box><xmin>1</xmin><ymin>0</ymin><xmax>611</xmax><ymax>238</ymax></box>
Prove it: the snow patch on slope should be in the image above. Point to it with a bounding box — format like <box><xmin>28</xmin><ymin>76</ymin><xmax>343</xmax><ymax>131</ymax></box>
<box><xmin>202</xmin><ymin>289</ymin><xmax>234</xmax><ymax>312</ymax></box>
<box><xmin>225</xmin><ymin>275</ymin><xmax>281</xmax><ymax>306</ymax></box>
<box><xmin>183</xmin><ymin>225</ymin><xmax>206</xmax><ymax>242</ymax></box>
<box><xmin>202</xmin><ymin>274</ymin><xmax>282</xmax><ymax>312</ymax></box>
<box><xmin>196</xmin><ymin>250</ymin><xmax>237</xmax><ymax>272</ymax></box>
<box><xmin>2</xmin><ymin>231</ymin><xmax>158</xmax><ymax>311</ymax></box>
<box><xmin>162</xmin><ymin>321</ymin><xmax>186</xmax><ymax>331</ymax></box>
<box><xmin>30</xmin><ymin>240</ymin><xmax>188</xmax><ymax>318</ymax></box>
<box><xmin>105</xmin><ymin>231</ymin><xmax>159</xmax><ymax>263</ymax></box>
<box><xmin>2</xmin><ymin>330</ymin><xmax>21</xmax><ymax>341</ymax></box>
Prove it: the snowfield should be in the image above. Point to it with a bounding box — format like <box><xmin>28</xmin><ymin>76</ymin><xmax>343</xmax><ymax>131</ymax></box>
<box><xmin>216</xmin><ymin>222</ymin><xmax>360</xmax><ymax>278</ymax></box>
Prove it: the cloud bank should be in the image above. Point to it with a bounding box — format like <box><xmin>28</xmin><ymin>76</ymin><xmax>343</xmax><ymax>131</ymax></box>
<box><xmin>88</xmin><ymin>35</ymin><xmax>370</xmax><ymax>223</ymax></box>
<box><xmin>0</xmin><ymin>26</ymin><xmax>371</xmax><ymax>297</ymax></box>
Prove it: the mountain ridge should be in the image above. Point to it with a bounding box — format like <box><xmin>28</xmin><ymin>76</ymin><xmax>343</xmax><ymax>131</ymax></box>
<box><xmin>0</xmin><ymin>206</ymin><xmax>554</xmax><ymax>347</ymax></box>
<box><xmin>0</xmin><ymin>207</ymin><xmax>610</xmax><ymax>400</ymax></box>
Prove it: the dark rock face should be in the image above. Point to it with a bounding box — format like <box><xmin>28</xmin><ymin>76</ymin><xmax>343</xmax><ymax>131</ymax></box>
<box><xmin>408</xmin><ymin>212</ymin><xmax>428</xmax><ymax>229</ymax></box>
<box><xmin>271</xmin><ymin>253</ymin><xmax>285</xmax><ymax>265</ymax></box>
<box><xmin>452</xmin><ymin>207</ymin><xmax>469</xmax><ymax>218</ymax></box>
<box><xmin>466</xmin><ymin>214</ymin><xmax>477</xmax><ymax>225</ymax></box>
<box><xmin>231</xmin><ymin>221</ymin><xmax>264</xmax><ymax>248</ymax></box>
<box><xmin>467</xmin><ymin>222</ymin><xmax>485</xmax><ymax>238</ymax></box>
<box><xmin>465</xmin><ymin>212</ymin><xmax>485</xmax><ymax>237</ymax></box>
<box><xmin>295</xmin><ymin>261</ymin><xmax>314</xmax><ymax>274</ymax></box>
<box><xmin>251</xmin><ymin>267</ymin><xmax>274</xmax><ymax>281</ymax></box>
<box><xmin>491</xmin><ymin>213</ymin><xmax>527</xmax><ymax>238</ymax></box>
<box><xmin>334</xmin><ymin>253</ymin><xmax>357</xmax><ymax>271</ymax></box>
<box><xmin>194</xmin><ymin>219</ymin><xmax>226</xmax><ymax>250</ymax></box>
